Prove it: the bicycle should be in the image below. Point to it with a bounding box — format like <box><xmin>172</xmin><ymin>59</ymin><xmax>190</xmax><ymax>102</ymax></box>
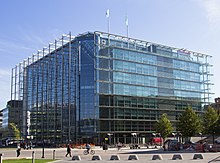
<box><xmin>83</xmin><ymin>149</ymin><xmax>95</xmax><ymax>155</ymax></box>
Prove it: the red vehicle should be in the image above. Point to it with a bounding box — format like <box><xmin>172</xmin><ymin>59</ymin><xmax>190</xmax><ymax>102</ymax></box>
<box><xmin>151</xmin><ymin>137</ymin><xmax>163</xmax><ymax>145</ymax></box>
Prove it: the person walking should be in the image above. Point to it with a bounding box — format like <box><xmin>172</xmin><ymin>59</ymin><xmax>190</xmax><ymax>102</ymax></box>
<box><xmin>117</xmin><ymin>142</ymin><xmax>122</xmax><ymax>151</ymax></box>
<box><xmin>65</xmin><ymin>144</ymin><xmax>72</xmax><ymax>157</ymax></box>
<box><xmin>16</xmin><ymin>144</ymin><xmax>21</xmax><ymax>157</ymax></box>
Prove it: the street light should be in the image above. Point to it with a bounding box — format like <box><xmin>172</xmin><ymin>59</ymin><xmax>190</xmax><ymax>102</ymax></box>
<box><xmin>131</xmin><ymin>133</ymin><xmax>137</xmax><ymax>144</ymax></box>
<box><xmin>152</xmin><ymin>133</ymin><xmax>156</xmax><ymax>137</ymax></box>
<box><xmin>123</xmin><ymin>134</ymin><xmax>127</xmax><ymax>144</ymax></box>
<box><xmin>172</xmin><ymin>133</ymin><xmax>177</xmax><ymax>139</ymax></box>
<box><xmin>199</xmin><ymin>132</ymin><xmax>202</xmax><ymax>141</ymax></box>
<box><xmin>178</xmin><ymin>133</ymin><xmax>182</xmax><ymax>143</ymax></box>
<box><xmin>107</xmin><ymin>133</ymin><xmax>113</xmax><ymax>145</ymax></box>
<box><xmin>41</xmin><ymin>114</ymin><xmax>45</xmax><ymax>158</ymax></box>
<box><xmin>152</xmin><ymin>133</ymin><xmax>161</xmax><ymax>147</ymax></box>
<box><xmin>158</xmin><ymin>133</ymin><xmax>162</xmax><ymax>147</ymax></box>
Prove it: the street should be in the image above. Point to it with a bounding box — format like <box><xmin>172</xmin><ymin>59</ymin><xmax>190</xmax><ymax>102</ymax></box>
<box><xmin>0</xmin><ymin>146</ymin><xmax>220</xmax><ymax>162</ymax></box>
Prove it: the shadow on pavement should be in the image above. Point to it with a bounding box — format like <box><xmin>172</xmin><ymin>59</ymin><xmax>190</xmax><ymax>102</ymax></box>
<box><xmin>120</xmin><ymin>149</ymin><xmax>196</xmax><ymax>155</ymax></box>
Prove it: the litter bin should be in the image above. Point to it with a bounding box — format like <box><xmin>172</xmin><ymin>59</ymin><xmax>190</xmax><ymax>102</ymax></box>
<box><xmin>103</xmin><ymin>144</ymin><xmax>108</xmax><ymax>150</ymax></box>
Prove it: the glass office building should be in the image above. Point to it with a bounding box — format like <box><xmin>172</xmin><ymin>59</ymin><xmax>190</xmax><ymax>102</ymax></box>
<box><xmin>11</xmin><ymin>31</ymin><xmax>213</xmax><ymax>145</ymax></box>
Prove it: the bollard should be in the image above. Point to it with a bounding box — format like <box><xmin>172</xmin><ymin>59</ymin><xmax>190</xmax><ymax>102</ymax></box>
<box><xmin>172</xmin><ymin>154</ymin><xmax>183</xmax><ymax>160</ymax></box>
<box><xmin>110</xmin><ymin>155</ymin><xmax>120</xmax><ymax>160</ymax></box>
<box><xmin>72</xmin><ymin>155</ymin><xmax>81</xmax><ymax>160</ymax></box>
<box><xmin>92</xmin><ymin>155</ymin><xmax>102</xmax><ymax>160</ymax></box>
<box><xmin>128</xmin><ymin>155</ymin><xmax>139</xmax><ymax>160</ymax></box>
<box><xmin>53</xmin><ymin>150</ymin><xmax>55</xmax><ymax>160</ymax></box>
<box><xmin>0</xmin><ymin>153</ymin><xmax>3</xmax><ymax>163</ymax></box>
<box><xmin>152</xmin><ymin>154</ymin><xmax>163</xmax><ymax>160</ymax></box>
<box><xmin>193</xmin><ymin>154</ymin><xmax>204</xmax><ymax>159</ymax></box>
<box><xmin>32</xmin><ymin>151</ymin><xmax>35</xmax><ymax>163</ymax></box>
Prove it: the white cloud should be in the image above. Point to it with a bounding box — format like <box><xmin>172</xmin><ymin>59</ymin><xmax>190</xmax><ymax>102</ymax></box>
<box><xmin>198</xmin><ymin>0</ymin><xmax>220</xmax><ymax>29</ymax></box>
<box><xmin>0</xmin><ymin>69</ymin><xmax>10</xmax><ymax>79</ymax></box>
<box><xmin>0</xmin><ymin>39</ymin><xmax>33</xmax><ymax>54</ymax></box>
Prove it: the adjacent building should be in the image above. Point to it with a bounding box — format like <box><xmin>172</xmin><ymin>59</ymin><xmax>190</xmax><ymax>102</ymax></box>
<box><xmin>1</xmin><ymin>108</ymin><xmax>7</xmax><ymax>129</ymax></box>
<box><xmin>1</xmin><ymin>100</ymin><xmax>23</xmax><ymax>130</ymax></box>
<box><xmin>208</xmin><ymin>97</ymin><xmax>220</xmax><ymax>112</ymax></box>
<box><xmin>0</xmin><ymin>110</ymin><xmax>2</xmax><ymax>128</ymax></box>
<box><xmin>11</xmin><ymin>31</ymin><xmax>213</xmax><ymax>145</ymax></box>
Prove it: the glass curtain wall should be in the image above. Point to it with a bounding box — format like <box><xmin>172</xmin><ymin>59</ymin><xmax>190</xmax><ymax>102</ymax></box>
<box><xmin>95</xmin><ymin>31</ymin><xmax>210</xmax><ymax>144</ymax></box>
<box><xmin>25</xmin><ymin>39</ymin><xmax>78</xmax><ymax>145</ymax></box>
<box><xmin>12</xmin><ymin>31</ymin><xmax>212</xmax><ymax>145</ymax></box>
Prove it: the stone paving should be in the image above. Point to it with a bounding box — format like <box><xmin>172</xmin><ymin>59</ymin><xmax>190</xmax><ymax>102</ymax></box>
<box><xmin>0</xmin><ymin>146</ymin><xmax>220</xmax><ymax>163</ymax></box>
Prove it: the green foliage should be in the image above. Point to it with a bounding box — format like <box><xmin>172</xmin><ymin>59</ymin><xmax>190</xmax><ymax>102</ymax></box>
<box><xmin>9</xmin><ymin>123</ymin><xmax>20</xmax><ymax>140</ymax></box>
<box><xmin>4</xmin><ymin>123</ymin><xmax>21</xmax><ymax>140</ymax></box>
<box><xmin>211</xmin><ymin>115</ymin><xmax>220</xmax><ymax>135</ymax></box>
<box><xmin>155</xmin><ymin>113</ymin><xmax>173</xmax><ymax>139</ymax></box>
<box><xmin>177</xmin><ymin>107</ymin><xmax>202</xmax><ymax>138</ymax></box>
<box><xmin>202</xmin><ymin>106</ymin><xmax>219</xmax><ymax>134</ymax></box>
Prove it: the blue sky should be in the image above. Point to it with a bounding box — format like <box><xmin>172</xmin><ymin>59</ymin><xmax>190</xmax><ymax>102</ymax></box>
<box><xmin>0</xmin><ymin>0</ymin><xmax>219</xmax><ymax>108</ymax></box>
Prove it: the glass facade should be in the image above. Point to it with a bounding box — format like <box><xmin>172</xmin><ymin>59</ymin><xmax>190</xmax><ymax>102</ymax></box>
<box><xmin>2</xmin><ymin>108</ymin><xmax>8</xmax><ymax>128</ymax></box>
<box><xmin>11</xmin><ymin>31</ymin><xmax>213</xmax><ymax>145</ymax></box>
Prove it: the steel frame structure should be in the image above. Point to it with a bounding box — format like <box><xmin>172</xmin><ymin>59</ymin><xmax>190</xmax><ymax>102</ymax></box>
<box><xmin>11</xmin><ymin>31</ymin><xmax>213</xmax><ymax>144</ymax></box>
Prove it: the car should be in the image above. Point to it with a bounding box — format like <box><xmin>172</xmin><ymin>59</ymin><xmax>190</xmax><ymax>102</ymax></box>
<box><xmin>205</xmin><ymin>144</ymin><xmax>220</xmax><ymax>152</ymax></box>
<box><xmin>164</xmin><ymin>139</ymin><xmax>182</xmax><ymax>151</ymax></box>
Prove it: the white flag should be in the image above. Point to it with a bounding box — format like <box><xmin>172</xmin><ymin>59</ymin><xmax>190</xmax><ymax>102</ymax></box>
<box><xmin>106</xmin><ymin>9</ymin><xmax>110</xmax><ymax>18</ymax></box>
<box><xmin>125</xmin><ymin>17</ymin><xmax>129</xmax><ymax>26</ymax></box>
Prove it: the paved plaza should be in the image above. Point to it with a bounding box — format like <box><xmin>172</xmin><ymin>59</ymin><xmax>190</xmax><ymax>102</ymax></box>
<box><xmin>0</xmin><ymin>146</ymin><xmax>220</xmax><ymax>162</ymax></box>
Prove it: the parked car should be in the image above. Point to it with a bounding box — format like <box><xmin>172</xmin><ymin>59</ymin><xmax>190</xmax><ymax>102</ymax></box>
<box><xmin>164</xmin><ymin>139</ymin><xmax>182</xmax><ymax>151</ymax></box>
<box><xmin>205</xmin><ymin>144</ymin><xmax>220</xmax><ymax>152</ymax></box>
<box><xmin>129</xmin><ymin>144</ymin><xmax>140</xmax><ymax>149</ymax></box>
<box><xmin>150</xmin><ymin>137</ymin><xmax>163</xmax><ymax>145</ymax></box>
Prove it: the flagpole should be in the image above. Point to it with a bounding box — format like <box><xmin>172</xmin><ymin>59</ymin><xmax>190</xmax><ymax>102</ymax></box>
<box><xmin>106</xmin><ymin>9</ymin><xmax>110</xmax><ymax>34</ymax></box>
<box><xmin>126</xmin><ymin>16</ymin><xmax>129</xmax><ymax>38</ymax></box>
<box><xmin>108</xmin><ymin>16</ymin><xmax>110</xmax><ymax>34</ymax></box>
<box><xmin>125</xmin><ymin>16</ymin><xmax>129</xmax><ymax>48</ymax></box>
<box><xmin>126</xmin><ymin>24</ymin><xmax>128</xmax><ymax>38</ymax></box>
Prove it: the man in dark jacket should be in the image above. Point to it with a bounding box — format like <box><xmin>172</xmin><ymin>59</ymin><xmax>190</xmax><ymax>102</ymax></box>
<box><xmin>65</xmin><ymin>144</ymin><xmax>72</xmax><ymax>157</ymax></box>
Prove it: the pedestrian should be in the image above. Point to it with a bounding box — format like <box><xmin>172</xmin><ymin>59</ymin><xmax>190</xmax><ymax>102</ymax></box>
<box><xmin>65</xmin><ymin>144</ymin><xmax>72</xmax><ymax>157</ymax></box>
<box><xmin>117</xmin><ymin>142</ymin><xmax>122</xmax><ymax>151</ymax></box>
<box><xmin>16</xmin><ymin>144</ymin><xmax>21</xmax><ymax>157</ymax></box>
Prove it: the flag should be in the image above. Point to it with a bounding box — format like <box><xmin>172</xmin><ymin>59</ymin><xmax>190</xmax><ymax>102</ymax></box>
<box><xmin>106</xmin><ymin>9</ymin><xmax>110</xmax><ymax>18</ymax></box>
<box><xmin>125</xmin><ymin>16</ymin><xmax>129</xmax><ymax>26</ymax></box>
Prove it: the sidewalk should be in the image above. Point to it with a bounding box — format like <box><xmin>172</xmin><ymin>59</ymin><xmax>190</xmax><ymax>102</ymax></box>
<box><xmin>1</xmin><ymin>146</ymin><xmax>220</xmax><ymax>163</ymax></box>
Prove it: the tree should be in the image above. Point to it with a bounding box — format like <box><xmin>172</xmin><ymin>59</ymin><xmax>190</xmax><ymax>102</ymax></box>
<box><xmin>177</xmin><ymin>107</ymin><xmax>202</xmax><ymax>141</ymax></box>
<box><xmin>155</xmin><ymin>113</ymin><xmax>173</xmax><ymax>139</ymax></box>
<box><xmin>8</xmin><ymin>123</ymin><xmax>20</xmax><ymax>140</ymax></box>
<box><xmin>202</xmin><ymin>106</ymin><xmax>219</xmax><ymax>134</ymax></box>
<box><xmin>212</xmin><ymin>117</ymin><xmax>220</xmax><ymax>135</ymax></box>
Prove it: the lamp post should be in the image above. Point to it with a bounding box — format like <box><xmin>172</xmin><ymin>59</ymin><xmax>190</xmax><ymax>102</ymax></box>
<box><xmin>199</xmin><ymin>132</ymin><xmax>202</xmax><ymax>140</ymax></box>
<box><xmin>152</xmin><ymin>133</ymin><xmax>157</xmax><ymax>148</ymax></box>
<box><xmin>172</xmin><ymin>133</ymin><xmax>177</xmax><ymax>140</ymax></box>
<box><xmin>213</xmin><ymin>132</ymin><xmax>215</xmax><ymax>144</ymax></box>
<box><xmin>42</xmin><ymin>117</ymin><xmax>45</xmax><ymax>158</ymax></box>
<box><xmin>178</xmin><ymin>133</ymin><xmax>182</xmax><ymax>143</ymax></box>
<box><xmin>158</xmin><ymin>133</ymin><xmax>162</xmax><ymax>147</ymax></box>
<box><xmin>107</xmin><ymin>133</ymin><xmax>113</xmax><ymax>146</ymax></box>
<box><xmin>131</xmin><ymin>133</ymin><xmax>137</xmax><ymax>144</ymax></box>
<box><xmin>152</xmin><ymin>133</ymin><xmax>156</xmax><ymax>137</ymax></box>
<box><xmin>123</xmin><ymin>134</ymin><xmax>126</xmax><ymax>144</ymax></box>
